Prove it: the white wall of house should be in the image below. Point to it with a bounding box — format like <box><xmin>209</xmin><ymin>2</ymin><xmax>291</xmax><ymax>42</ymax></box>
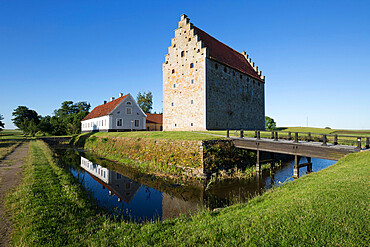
<box><xmin>81</xmin><ymin>115</ymin><xmax>110</xmax><ymax>132</ymax></box>
<box><xmin>109</xmin><ymin>94</ymin><xmax>146</xmax><ymax>131</ymax></box>
<box><xmin>81</xmin><ymin>94</ymin><xmax>146</xmax><ymax>132</ymax></box>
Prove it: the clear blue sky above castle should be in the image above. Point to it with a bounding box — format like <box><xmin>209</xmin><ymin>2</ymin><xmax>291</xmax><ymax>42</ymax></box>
<box><xmin>0</xmin><ymin>0</ymin><xmax>369</xmax><ymax>129</ymax></box>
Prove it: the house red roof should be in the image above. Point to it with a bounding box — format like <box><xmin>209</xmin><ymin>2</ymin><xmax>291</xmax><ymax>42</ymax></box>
<box><xmin>82</xmin><ymin>95</ymin><xmax>128</xmax><ymax>121</ymax></box>
<box><xmin>146</xmin><ymin>113</ymin><xmax>163</xmax><ymax>124</ymax></box>
<box><xmin>193</xmin><ymin>26</ymin><xmax>263</xmax><ymax>82</ymax></box>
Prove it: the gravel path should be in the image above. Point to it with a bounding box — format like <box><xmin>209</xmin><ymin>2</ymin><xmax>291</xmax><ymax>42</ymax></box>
<box><xmin>0</xmin><ymin>142</ymin><xmax>29</xmax><ymax>247</ymax></box>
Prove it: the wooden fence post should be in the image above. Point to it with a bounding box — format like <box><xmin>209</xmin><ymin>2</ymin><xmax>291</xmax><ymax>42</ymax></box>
<box><xmin>288</xmin><ymin>132</ymin><xmax>291</xmax><ymax>140</ymax></box>
<box><xmin>257</xmin><ymin>131</ymin><xmax>261</xmax><ymax>140</ymax></box>
<box><xmin>294</xmin><ymin>132</ymin><xmax>299</xmax><ymax>143</ymax></box>
<box><xmin>334</xmin><ymin>134</ymin><xmax>338</xmax><ymax>145</ymax></box>
<box><xmin>308</xmin><ymin>132</ymin><xmax>312</xmax><ymax>142</ymax></box>
<box><xmin>271</xmin><ymin>131</ymin><xmax>274</xmax><ymax>139</ymax></box>
<box><xmin>366</xmin><ymin>137</ymin><xmax>369</xmax><ymax>149</ymax></box>
<box><xmin>240</xmin><ymin>130</ymin><xmax>244</xmax><ymax>138</ymax></box>
<box><xmin>226</xmin><ymin>129</ymin><xmax>229</xmax><ymax>138</ymax></box>
<box><xmin>274</xmin><ymin>131</ymin><xmax>278</xmax><ymax>141</ymax></box>
<box><xmin>322</xmin><ymin>134</ymin><xmax>327</xmax><ymax>146</ymax></box>
<box><xmin>254</xmin><ymin>130</ymin><xmax>257</xmax><ymax>138</ymax></box>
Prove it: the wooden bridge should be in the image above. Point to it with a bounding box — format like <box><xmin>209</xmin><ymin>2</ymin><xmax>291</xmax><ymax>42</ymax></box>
<box><xmin>227</xmin><ymin>130</ymin><xmax>369</xmax><ymax>178</ymax></box>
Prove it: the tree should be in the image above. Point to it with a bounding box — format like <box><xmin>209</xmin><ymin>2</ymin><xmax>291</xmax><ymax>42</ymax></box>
<box><xmin>51</xmin><ymin>101</ymin><xmax>90</xmax><ymax>135</ymax></box>
<box><xmin>12</xmin><ymin>106</ymin><xmax>40</xmax><ymax>133</ymax></box>
<box><xmin>0</xmin><ymin>114</ymin><xmax>4</xmax><ymax>131</ymax></box>
<box><xmin>265</xmin><ymin>116</ymin><xmax>277</xmax><ymax>130</ymax></box>
<box><xmin>136</xmin><ymin>91</ymin><xmax>153</xmax><ymax>113</ymax></box>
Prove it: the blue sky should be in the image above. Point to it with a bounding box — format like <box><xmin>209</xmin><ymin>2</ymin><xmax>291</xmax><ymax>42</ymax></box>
<box><xmin>1</xmin><ymin>0</ymin><xmax>369</xmax><ymax>129</ymax></box>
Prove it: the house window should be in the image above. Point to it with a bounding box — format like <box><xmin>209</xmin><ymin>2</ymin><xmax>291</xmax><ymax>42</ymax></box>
<box><xmin>190</xmin><ymin>63</ymin><xmax>194</xmax><ymax>68</ymax></box>
<box><xmin>247</xmin><ymin>77</ymin><xmax>250</xmax><ymax>82</ymax></box>
<box><xmin>181</xmin><ymin>51</ymin><xmax>185</xmax><ymax>57</ymax></box>
<box><xmin>135</xmin><ymin>120</ymin><xmax>139</xmax><ymax>127</ymax></box>
<box><xmin>173</xmin><ymin>44</ymin><xmax>176</xmax><ymax>48</ymax></box>
<box><xmin>191</xmin><ymin>79</ymin><xmax>194</xmax><ymax>84</ymax></box>
<box><xmin>173</xmin><ymin>84</ymin><xmax>176</xmax><ymax>88</ymax></box>
<box><xmin>117</xmin><ymin>119</ymin><xmax>123</xmax><ymax>127</ymax></box>
<box><xmin>172</xmin><ymin>69</ymin><xmax>175</xmax><ymax>74</ymax></box>
<box><xmin>232</xmin><ymin>71</ymin><xmax>235</xmax><ymax>76</ymax></box>
<box><xmin>240</xmin><ymin>75</ymin><xmax>243</xmax><ymax>79</ymax></box>
<box><xmin>215</xmin><ymin>63</ymin><xmax>218</xmax><ymax>69</ymax></box>
<box><xmin>224</xmin><ymin>67</ymin><xmax>227</xmax><ymax>73</ymax></box>
<box><xmin>126</xmin><ymin>183</ymin><xmax>131</xmax><ymax>189</ymax></box>
<box><xmin>126</xmin><ymin>107</ymin><xmax>132</xmax><ymax>114</ymax></box>
<box><xmin>188</xmin><ymin>38</ymin><xmax>191</xmax><ymax>42</ymax></box>
<box><xmin>191</xmin><ymin>123</ymin><xmax>193</xmax><ymax>126</ymax></box>
<box><xmin>126</xmin><ymin>102</ymin><xmax>131</xmax><ymax>105</ymax></box>
<box><xmin>171</xmin><ymin>102</ymin><xmax>174</xmax><ymax>106</ymax></box>
<box><xmin>175</xmin><ymin>123</ymin><xmax>177</xmax><ymax>127</ymax></box>
<box><xmin>191</xmin><ymin>100</ymin><xmax>193</xmax><ymax>104</ymax></box>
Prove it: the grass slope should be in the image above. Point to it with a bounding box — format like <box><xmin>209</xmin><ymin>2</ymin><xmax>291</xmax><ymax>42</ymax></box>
<box><xmin>7</xmin><ymin>141</ymin><xmax>369</xmax><ymax>246</ymax></box>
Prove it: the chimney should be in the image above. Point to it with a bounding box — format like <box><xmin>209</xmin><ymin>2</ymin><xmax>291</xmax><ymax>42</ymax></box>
<box><xmin>110</xmin><ymin>97</ymin><xmax>115</xmax><ymax>102</ymax></box>
<box><xmin>104</xmin><ymin>100</ymin><xmax>107</xmax><ymax>104</ymax></box>
<box><xmin>119</xmin><ymin>92</ymin><xmax>123</xmax><ymax>97</ymax></box>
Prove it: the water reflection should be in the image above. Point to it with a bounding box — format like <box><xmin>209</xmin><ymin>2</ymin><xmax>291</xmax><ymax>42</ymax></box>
<box><xmin>57</xmin><ymin>149</ymin><xmax>336</xmax><ymax>222</ymax></box>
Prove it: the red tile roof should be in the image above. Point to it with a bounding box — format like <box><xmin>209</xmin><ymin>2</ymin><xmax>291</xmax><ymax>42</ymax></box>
<box><xmin>82</xmin><ymin>95</ymin><xmax>128</xmax><ymax>121</ymax></box>
<box><xmin>193</xmin><ymin>26</ymin><xmax>263</xmax><ymax>82</ymax></box>
<box><xmin>146</xmin><ymin>113</ymin><xmax>163</xmax><ymax>124</ymax></box>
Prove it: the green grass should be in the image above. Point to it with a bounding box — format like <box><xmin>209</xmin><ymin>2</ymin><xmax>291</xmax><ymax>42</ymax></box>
<box><xmin>0</xmin><ymin>129</ymin><xmax>26</xmax><ymax>140</ymax></box>
<box><xmin>91</xmin><ymin>131</ymin><xmax>225</xmax><ymax>141</ymax></box>
<box><xmin>7</xmin><ymin>140</ymin><xmax>369</xmax><ymax>246</ymax></box>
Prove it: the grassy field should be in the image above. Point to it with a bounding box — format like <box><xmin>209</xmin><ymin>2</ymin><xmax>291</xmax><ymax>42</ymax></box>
<box><xmin>0</xmin><ymin>129</ymin><xmax>26</xmax><ymax>140</ymax></box>
<box><xmin>7</xmin><ymin>140</ymin><xmax>369</xmax><ymax>246</ymax></box>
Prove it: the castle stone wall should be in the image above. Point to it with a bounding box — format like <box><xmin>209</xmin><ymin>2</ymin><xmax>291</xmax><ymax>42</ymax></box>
<box><xmin>163</xmin><ymin>15</ymin><xmax>207</xmax><ymax>131</ymax></box>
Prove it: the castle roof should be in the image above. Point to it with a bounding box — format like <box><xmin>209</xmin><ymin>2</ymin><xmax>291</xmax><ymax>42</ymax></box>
<box><xmin>82</xmin><ymin>95</ymin><xmax>128</xmax><ymax>121</ymax></box>
<box><xmin>146</xmin><ymin>113</ymin><xmax>163</xmax><ymax>124</ymax></box>
<box><xmin>193</xmin><ymin>26</ymin><xmax>263</xmax><ymax>82</ymax></box>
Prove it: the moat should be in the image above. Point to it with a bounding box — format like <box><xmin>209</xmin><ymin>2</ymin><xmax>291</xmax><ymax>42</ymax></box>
<box><xmin>55</xmin><ymin>148</ymin><xmax>336</xmax><ymax>223</ymax></box>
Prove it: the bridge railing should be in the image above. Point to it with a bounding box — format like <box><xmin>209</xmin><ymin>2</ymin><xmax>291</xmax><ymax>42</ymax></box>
<box><xmin>225</xmin><ymin>129</ymin><xmax>370</xmax><ymax>149</ymax></box>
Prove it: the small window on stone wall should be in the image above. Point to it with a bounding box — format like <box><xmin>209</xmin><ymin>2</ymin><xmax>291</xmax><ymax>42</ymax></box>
<box><xmin>172</xmin><ymin>69</ymin><xmax>175</xmax><ymax>74</ymax></box>
<box><xmin>181</xmin><ymin>51</ymin><xmax>185</xmax><ymax>57</ymax></box>
<box><xmin>191</xmin><ymin>100</ymin><xmax>193</xmax><ymax>104</ymax></box>
<box><xmin>224</xmin><ymin>67</ymin><xmax>227</xmax><ymax>73</ymax></box>
<box><xmin>191</xmin><ymin>79</ymin><xmax>194</xmax><ymax>84</ymax></box>
<box><xmin>240</xmin><ymin>74</ymin><xmax>243</xmax><ymax>79</ymax></box>
<box><xmin>258</xmin><ymin>82</ymin><xmax>260</xmax><ymax>86</ymax></box>
<box><xmin>188</xmin><ymin>38</ymin><xmax>191</xmax><ymax>42</ymax></box>
<box><xmin>232</xmin><ymin>71</ymin><xmax>235</xmax><ymax>76</ymax></box>
<box><xmin>171</xmin><ymin>102</ymin><xmax>174</xmax><ymax>106</ymax></box>
<box><xmin>191</xmin><ymin>123</ymin><xmax>193</xmax><ymax>126</ymax></box>
<box><xmin>197</xmin><ymin>49</ymin><xmax>200</xmax><ymax>53</ymax></box>
<box><xmin>175</xmin><ymin>123</ymin><xmax>177</xmax><ymax>127</ymax></box>
<box><xmin>173</xmin><ymin>84</ymin><xmax>176</xmax><ymax>88</ymax></box>
<box><xmin>173</xmin><ymin>44</ymin><xmax>176</xmax><ymax>48</ymax></box>
<box><xmin>215</xmin><ymin>63</ymin><xmax>218</xmax><ymax>69</ymax></box>
<box><xmin>247</xmin><ymin>77</ymin><xmax>250</xmax><ymax>82</ymax></box>
<box><xmin>253</xmin><ymin>80</ymin><xmax>255</xmax><ymax>85</ymax></box>
<box><xmin>190</xmin><ymin>63</ymin><xmax>194</xmax><ymax>68</ymax></box>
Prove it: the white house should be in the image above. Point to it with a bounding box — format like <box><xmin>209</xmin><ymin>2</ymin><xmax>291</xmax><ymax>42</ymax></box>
<box><xmin>81</xmin><ymin>93</ymin><xmax>147</xmax><ymax>132</ymax></box>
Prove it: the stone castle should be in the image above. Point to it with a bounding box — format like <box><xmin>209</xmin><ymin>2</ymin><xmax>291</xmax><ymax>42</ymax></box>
<box><xmin>163</xmin><ymin>14</ymin><xmax>265</xmax><ymax>131</ymax></box>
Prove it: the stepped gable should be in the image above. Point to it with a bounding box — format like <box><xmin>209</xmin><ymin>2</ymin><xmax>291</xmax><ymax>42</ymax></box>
<box><xmin>193</xmin><ymin>26</ymin><xmax>262</xmax><ymax>81</ymax></box>
<box><xmin>82</xmin><ymin>95</ymin><xmax>128</xmax><ymax>121</ymax></box>
<box><xmin>146</xmin><ymin>113</ymin><xmax>163</xmax><ymax>124</ymax></box>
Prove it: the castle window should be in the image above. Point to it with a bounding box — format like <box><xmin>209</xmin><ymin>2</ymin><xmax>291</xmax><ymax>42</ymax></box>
<box><xmin>175</xmin><ymin>123</ymin><xmax>177</xmax><ymax>127</ymax></box>
<box><xmin>224</xmin><ymin>67</ymin><xmax>227</xmax><ymax>73</ymax></box>
<box><xmin>258</xmin><ymin>82</ymin><xmax>260</xmax><ymax>86</ymax></box>
<box><xmin>190</xmin><ymin>63</ymin><xmax>194</xmax><ymax>68</ymax></box>
<box><xmin>247</xmin><ymin>77</ymin><xmax>250</xmax><ymax>82</ymax></box>
<box><xmin>188</xmin><ymin>38</ymin><xmax>191</xmax><ymax>42</ymax></box>
<box><xmin>197</xmin><ymin>49</ymin><xmax>200</xmax><ymax>53</ymax></box>
<box><xmin>181</xmin><ymin>51</ymin><xmax>185</xmax><ymax>57</ymax></box>
<box><xmin>173</xmin><ymin>84</ymin><xmax>176</xmax><ymax>88</ymax></box>
<box><xmin>173</xmin><ymin>44</ymin><xmax>176</xmax><ymax>48</ymax></box>
<box><xmin>172</xmin><ymin>69</ymin><xmax>175</xmax><ymax>74</ymax></box>
<box><xmin>191</xmin><ymin>79</ymin><xmax>194</xmax><ymax>84</ymax></box>
<box><xmin>253</xmin><ymin>80</ymin><xmax>255</xmax><ymax>84</ymax></box>
<box><xmin>171</xmin><ymin>102</ymin><xmax>174</xmax><ymax>106</ymax></box>
<box><xmin>215</xmin><ymin>63</ymin><xmax>218</xmax><ymax>69</ymax></box>
<box><xmin>191</xmin><ymin>123</ymin><xmax>193</xmax><ymax>126</ymax></box>
<box><xmin>165</xmin><ymin>61</ymin><xmax>168</xmax><ymax>64</ymax></box>
<box><xmin>191</xmin><ymin>100</ymin><xmax>193</xmax><ymax>104</ymax></box>
<box><xmin>232</xmin><ymin>71</ymin><xmax>235</xmax><ymax>76</ymax></box>
<box><xmin>240</xmin><ymin>75</ymin><xmax>243</xmax><ymax>79</ymax></box>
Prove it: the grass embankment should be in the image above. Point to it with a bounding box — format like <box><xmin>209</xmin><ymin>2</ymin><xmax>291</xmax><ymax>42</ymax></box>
<box><xmin>7</xmin><ymin>140</ymin><xmax>369</xmax><ymax>246</ymax></box>
<box><xmin>92</xmin><ymin>131</ymin><xmax>225</xmax><ymax>141</ymax></box>
<box><xmin>203</xmin><ymin>126</ymin><xmax>370</xmax><ymax>147</ymax></box>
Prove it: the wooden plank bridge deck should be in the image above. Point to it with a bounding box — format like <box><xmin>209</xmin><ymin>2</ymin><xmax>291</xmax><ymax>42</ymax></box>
<box><xmin>231</xmin><ymin>136</ymin><xmax>360</xmax><ymax>161</ymax></box>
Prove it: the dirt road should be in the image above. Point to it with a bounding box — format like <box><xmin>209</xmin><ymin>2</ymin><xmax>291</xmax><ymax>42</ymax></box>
<box><xmin>0</xmin><ymin>142</ymin><xmax>29</xmax><ymax>247</ymax></box>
